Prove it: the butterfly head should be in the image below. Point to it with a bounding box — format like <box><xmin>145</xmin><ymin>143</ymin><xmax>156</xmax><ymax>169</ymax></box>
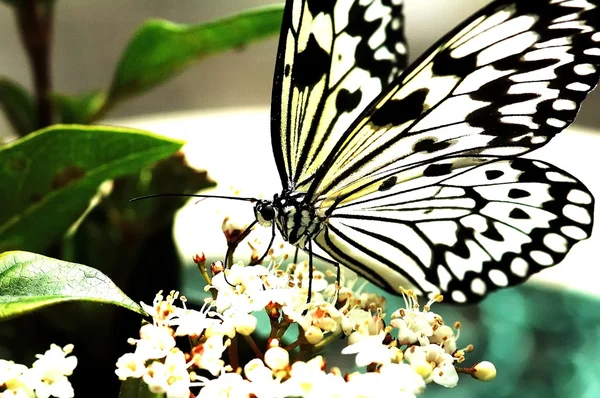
<box><xmin>254</xmin><ymin>199</ymin><xmax>276</xmax><ymax>227</ymax></box>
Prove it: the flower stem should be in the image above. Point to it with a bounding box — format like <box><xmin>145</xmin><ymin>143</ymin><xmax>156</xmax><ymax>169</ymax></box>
<box><xmin>227</xmin><ymin>336</ymin><xmax>239</xmax><ymax>371</ymax></box>
<box><xmin>243</xmin><ymin>335</ymin><xmax>264</xmax><ymax>360</ymax></box>
<box><xmin>15</xmin><ymin>0</ymin><xmax>54</xmax><ymax>132</ymax></box>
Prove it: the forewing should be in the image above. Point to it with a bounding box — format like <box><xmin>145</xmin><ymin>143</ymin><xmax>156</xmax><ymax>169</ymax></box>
<box><xmin>314</xmin><ymin>158</ymin><xmax>594</xmax><ymax>303</ymax></box>
<box><xmin>271</xmin><ymin>0</ymin><xmax>407</xmax><ymax>190</ymax></box>
<box><xmin>310</xmin><ymin>0</ymin><xmax>600</xmax><ymax>199</ymax></box>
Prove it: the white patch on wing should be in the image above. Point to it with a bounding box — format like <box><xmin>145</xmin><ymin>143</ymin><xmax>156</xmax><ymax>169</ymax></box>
<box><xmin>510</xmin><ymin>257</ymin><xmax>529</xmax><ymax>277</ymax></box>
<box><xmin>530</xmin><ymin>250</ymin><xmax>554</xmax><ymax>266</ymax></box>
<box><xmin>445</xmin><ymin>240</ymin><xmax>489</xmax><ymax>279</ymax></box>
<box><xmin>500</xmin><ymin>82</ymin><xmax>559</xmax><ymax>115</ymax></box>
<box><xmin>453</xmin><ymin>65</ymin><xmax>514</xmax><ymax>95</ymax></box>
<box><xmin>563</xmin><ymin>204</ymin><xmax>592</xmax><ymax>224</ymax></box>
<box><xmin>417</xmin><ymin>221</ymin><xmax>459</xmax><ymax>246</ymax></box>
<box><xmin>477</xmin><ymin>31</ymin><xmax>539</xmax><ymax>66</ymax></box>
<box><xmin>449</xmin><ymin>9</ymin><xmax>514</xmax><ymax>50</ymax></box>
<box><xmin>500</xmin><ymin>116</ymin><xmax>540</xmax><ymax>130</ymax></box>
<box><xmin>312</xmin><ymin>12</ymin><xmax>333</xmax><ymax>53</ymax></box>
<box><xmin>544</xmin><ymin>233</ymin><xmax>568</xmax><ymax>253</ymax></box>
<box><xmin>481</xmin><ymin>203</ymin><xmax>555</xmax><ymax>234</ymax></box>
<box><xmin>512</xmin><ymin>47</ymin><xmax>574</xmax><ymax>82</ymax></box>
<box><xmin>488</xmin><ymin>269</ymin><xmax>509</xmax><ymax>286</ymax></box>
<box><xmin>411</xmin><ymin>94</ymin><xmax>489</xmax><ymax>132</ymax></box>
<box><xmin>567</xmin><ymin>189</ymin><xmax>593</xmax><ymax>204</ymax></box>
<box><xmin>561</xmin><ymin>225</ymin><xmax>588</xmax><ymax>240</ymax></box>
<box><xmin>330</xmin><ymin>33</ymin><xmax>361</xmax><ymax>87</ymax></box>
<box><xmin>451</xmin><ymin>15</ymin><xmax>536</xmax><ymax>59</ymax></box>
<box><xmin>552</xmin><ymin>99</ymin><xmax>577</xmax><ymax>110</ymax></box>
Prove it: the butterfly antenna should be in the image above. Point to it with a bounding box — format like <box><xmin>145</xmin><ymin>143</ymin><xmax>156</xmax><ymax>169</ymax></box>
<box><xmin>129</xmin><ymin>193</ymin><xmax>258</xmax><ymax>203</ymax></box>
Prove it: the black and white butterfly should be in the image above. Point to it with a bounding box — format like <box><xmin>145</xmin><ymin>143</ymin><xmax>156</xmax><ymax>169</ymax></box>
<box><xmin>245</xmin><ymin>0</ymin><xmax>599</xmax><ymax>304</ymax></box>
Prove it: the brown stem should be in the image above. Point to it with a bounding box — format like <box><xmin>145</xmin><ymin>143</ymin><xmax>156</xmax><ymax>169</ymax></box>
<box><xmin>227</xmin><ymin>336</ymin><xmax>239</xmax><ymax>371</ymax></box>
<box><xmin>242</xmin><ymin>335</ymin><xmax>264</xmax><ymax>360</ymax></box>
<box><xmin>15</xmin><ymin>0</ymin><xmax>54</xmax><ymax>132</ymax></box>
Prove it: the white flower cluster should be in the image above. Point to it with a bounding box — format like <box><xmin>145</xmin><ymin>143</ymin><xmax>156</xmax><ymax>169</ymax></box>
<box><xmin>0</xmin><ymin>344</ymin><xmax>77</xmax><ymax>398</ymax></box>
<box><xmin>115</xmin><ymin>255</ymin><xmax>496</xmax><ymax>398</ymax></box>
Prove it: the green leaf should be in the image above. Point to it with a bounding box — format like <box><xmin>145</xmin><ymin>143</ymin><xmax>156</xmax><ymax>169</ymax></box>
<box><xmin>0</xmin><ymin>125</ymin><xmax>183</xmax><ymax>253</ymax></box>
<box><xmin>0</xmin><ymin>251</ymin><xmax>145</xmax><ymax>320</ymax></box>
<box><xmin>52</xmin><ymin>90</ymin><xmax>107</xmax><ymax>124</ymax></box>
<box><xmin>119</xmin><ymin>377</ymin><xmax>162</xmax><ymax>398</ymax></box>
<box><xmin>0</xmin><ymin>78</ymin><xmax>35</xmax><ymax>135</ymax></box>
<box><xmin>109</xmin><ymin>5</ymin><xmax>283</xmax><ymax>102</ymax></box>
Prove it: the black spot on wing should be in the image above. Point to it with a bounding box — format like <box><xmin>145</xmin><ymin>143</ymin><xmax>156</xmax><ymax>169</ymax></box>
<box><xmin>481</xmin><ymin>223</ymin><xmax>503</xmax><ymax>241</ymax></box>
<box><xmin>336</xmin><ymin>88</ymin><xmax>362</xmax><ymax>114</ymax></box>
<box><xmin>370</xmin><ymin>89</ymin><xmax>428</xmax><ymax>127</ymax></box>
<box><xmin>284</xmin><ymin>64</ymin><xmax>290</xmax><ymax>77</ymax></box>
<box><xmin>509</xmin><ymin>208</ymin><xmax>530</xmax><ymax>220</ymax></box>
<box><xmin>508</xmin><ymin>188</ymin><xmax>530</xmax><ymax>199</ymax></box>
<box><xmin>485</xmin><ymin>169</ymin><xmax>503</xmax><ymax>180</ymax></box>
<box><xmin>423</xmin><ymin>163</ymin><xmax>453</xmax><ymax>177</ymax></box>
<box><xmin>294</xmin><ymin>34</ymin><xmax>330</xmax><ymax>88</ymax></box>
<box><xmin>413</xmin><ymin>138</ymin><xmax>452</xmax><ymax>153</ymax></box>
<box><xmin>306</xmin><ymin>0</ymin><xmax>335</xmax><ymax>15</ymax></box>
<box><xmin>378</xmin><ymin>176</ymin><xmax>397</xmax><ymax>192</ymax></box>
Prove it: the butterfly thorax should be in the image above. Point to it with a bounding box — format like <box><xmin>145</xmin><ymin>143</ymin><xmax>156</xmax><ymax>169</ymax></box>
<box><xmin>254</xmin><ymin>191</ymin><xmax>325</xmax><ymax>248</ymax></box>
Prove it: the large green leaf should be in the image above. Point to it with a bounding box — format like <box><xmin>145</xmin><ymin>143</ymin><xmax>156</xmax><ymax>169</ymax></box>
<box><xmin>108</xmin><ymin>5</ymin><xmax>283</xmax><ymax>102</ymax></box>
<box><xmin>0</xmin><ymin>78</ymin><xmax>35</xmax><ymax>135</ymax></box>
<box><xmin>0</xmin><ymin>125</ymin><xmax>183</xmax><ymax>253</ymax></box>
<box><xmin>0</xmin><ymin>251</ymin><xmax>145</xmax><ymax>320</ymax></box>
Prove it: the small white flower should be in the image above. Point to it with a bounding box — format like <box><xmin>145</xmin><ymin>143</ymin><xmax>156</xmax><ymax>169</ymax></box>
<box><xmin>404</xmin><ymin>344</ymin><xmax>458</xmax><ymax>388</ymax></box>
<box><xmin>170</xmin><ymin>302</ymin><xmax>220</xmax><ymax>337</ymax></box>
<box><xmin>342</xmin><ymin>332</ymin><xmax>394</xmax><ymax>367</ymax></box>
<box><xmin>28</xmin><ymin>344</ymin><xmax>77</xmax><ymax>398</ymax></box>
<box><xmin>430</xmin><ymin>324</ymin><xmax>457</xmax><ymax>354</ymax></box>
<box><xmin>115</xmin><ymin>353</ymin><xmax>147</xmax><ymax>380</ymax></box>
<box><xmin>142</xmin><ymin>349</ymin><xmax>190</xmax><ymax>398</ymax></box>
<box><xmin>282</xmin><ymin>356</ymin><xmax>331</xmax><ymax>397</ymax></box>
<box><xmin>234</xmin><ymin>312</ymin><xmax>258</xmax><ymax>336</ymax></box>
<box><xmin>243</xmin><ymin>358</ymin><xmax>273</xmax><ymax>383</ymax></box>
<box><xmin>190</xmin><ymin>335</ymin><xmax>229</xmax><ymax>376</ymax></box>
<box><xmin>134</xmin><ymin>324</ymin><xmax>176</xmax><ymax>360</ymax></box>
<box><xmin>140</xmin><ymin>291</ymin><xmax>180</xmax><ymax>327</ymax></box>
<box><xmin>390</xmin><ymin>290</ymin><xmax>443</xmax><ymax>346</ymax></box>
<box><xmin>379</xmin><ymin>363</ymin><xmax>427</xmax><ymax>395</ymax></box>
<box><xmin>0</xmin><ymin>360</ymin><xmax>28</xmax><ymax>386</ymax></box>
<box><xmin>196</xmin><ymin>372</ymin><xmax>252</xmax><ymax>398</ymax></box>
<box><xmin>0</xmin><ymin>360</ymin><xmax>35</xmax><ymax>398</ymax></box>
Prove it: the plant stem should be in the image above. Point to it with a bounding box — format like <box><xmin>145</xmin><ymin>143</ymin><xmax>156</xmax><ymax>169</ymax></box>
<box><xmin>15</xmin><ymin>0</ymin><xmax>54</xmax><ymax>132</ymax></box>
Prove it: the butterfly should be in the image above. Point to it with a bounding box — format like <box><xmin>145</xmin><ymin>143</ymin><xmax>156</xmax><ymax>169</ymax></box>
<box><xmin>241</xmin><ymin>0</ymin><xmax>600</xmax><ymax>304</ymax></box>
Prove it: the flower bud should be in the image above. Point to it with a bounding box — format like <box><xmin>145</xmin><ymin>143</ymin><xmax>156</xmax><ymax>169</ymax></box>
<box><xmin>264</xmin><ymin>344</ymin><xmax>290</xmax><ymax>371</ymax></box>
<box><xmin>472</xmin><ymin>361</ymin><xmax>496</xmax><ymax>382</ymax></box>
<box><xmin>234</xmin><ymin>313</ymin><xmax>257</xmax><ymax>336</ymax></box>
<box><xmin>304</xmin><ymin>325</ymin><xmax>324</xmax><ymax>345</ymax></box>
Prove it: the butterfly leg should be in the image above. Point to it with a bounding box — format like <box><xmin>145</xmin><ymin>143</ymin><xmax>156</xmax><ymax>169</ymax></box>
<box><xmin>299</xmin><ymin>240</ymin><xmax>315</xmax><ymax>312</ymax></box>
<box><xmin>311</xmin><ymin>251</ymin><xmax>341</xmax><ymax>303</ymax></box>
<box><xmin>250</xmin><ymin>222</ymin><xmax>277</xmax><ymax>265</ymax></box>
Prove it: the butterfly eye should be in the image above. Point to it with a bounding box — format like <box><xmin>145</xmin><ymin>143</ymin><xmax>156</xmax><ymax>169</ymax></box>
<box><xmin>254</xmin><ymin>201</ymin><xmax>276</xmax><ymax>226</ymax></box>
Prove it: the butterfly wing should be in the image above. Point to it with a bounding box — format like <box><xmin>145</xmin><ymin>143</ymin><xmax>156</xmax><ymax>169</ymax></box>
<box><xmin>314</xmin><ymin>158</ymin><xmax>594</xmax><ymax>303</ymax></box>
<box><xmin>271</xmin><ymin>0</ymin><xmax>407</xmax><ymax>190</ymax></box>
<box><xmin>307</xmin><ymin>0</ymin><xmax>600</xmax><ymax>199</ymax></box>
